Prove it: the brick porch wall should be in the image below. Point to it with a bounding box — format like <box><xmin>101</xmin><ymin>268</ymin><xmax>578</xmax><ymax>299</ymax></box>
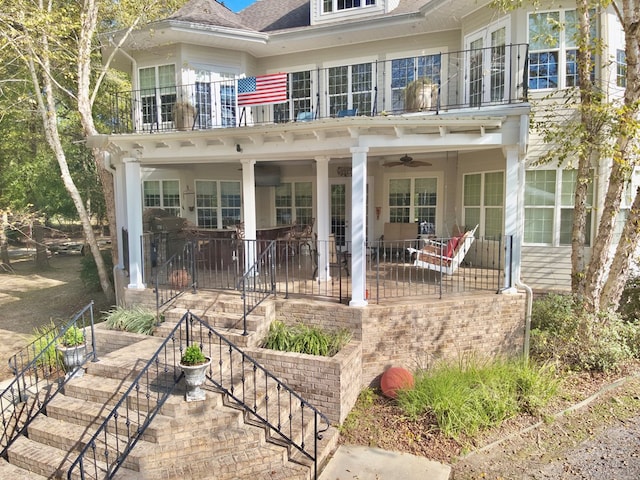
<box><xmin>275</xmin><ymin>292</ymin><xmax>526</xmax><ymax>387</ymax></box>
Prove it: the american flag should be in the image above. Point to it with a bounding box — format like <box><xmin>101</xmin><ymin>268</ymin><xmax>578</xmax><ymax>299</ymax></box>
<box><xmin>237</xmin><ymin>73</ymin><xmax>288</xmax><ymax>107</ymax></box>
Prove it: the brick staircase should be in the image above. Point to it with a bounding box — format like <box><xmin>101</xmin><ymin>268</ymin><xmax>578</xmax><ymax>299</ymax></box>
<box><xmin>2</xmin><ymin>292</ymin><xmax>339</xmax><ymax>479</ymax></box>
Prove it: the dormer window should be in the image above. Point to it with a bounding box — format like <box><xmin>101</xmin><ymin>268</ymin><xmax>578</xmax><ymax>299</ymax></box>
<box><xmin>322</xmin><ymin>0</ymin><xmax>375</xmax><ymax>13</ymax></box>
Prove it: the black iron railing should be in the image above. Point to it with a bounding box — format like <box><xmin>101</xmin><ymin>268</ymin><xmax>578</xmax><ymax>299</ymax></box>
<box><xmin>66</xmin><ymin>321</ymin><xmax>183</xmax><ymax>480</ymax></box>
<box><xmin>237</xmin><ymin>240</ymin><xmax>277</xmax><ymax>335</ymax></box>
<box><xmin>0</xmin><ymin>302</ymin><xmax>96</xmax><ymax>457</ymax></box>
<box><xmin>154</xmin><ymin>241</ymin><xmax>196</xmax><ymax>318</ymax></box>
<box><xmin>108</xmin><ymin>44</ymin><xmax>529</xmax><ymax>134</ymax></box>
<box><xmin>66</xmin><ymin>311</ymin><xmax>330</xmax><ymax>480</ymax></box>
<box><xmin>184</xmin><ymin>312</ymin><xmax>331</xmax><ymax>479</ymax></box>
<box><xmin>146</xmin><ymin>233</ymin><xmax>511</xmax><ymax>303</ymax></box>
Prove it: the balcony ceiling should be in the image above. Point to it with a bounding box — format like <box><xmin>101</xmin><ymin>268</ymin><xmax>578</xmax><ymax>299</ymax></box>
<box><xmin>112</xmin><ymin>0</ymin><xmax>485</xmax><ymax>57</ymax></box>
<box><xmin>95</xmin><ymin>113</ymin><xmax>512</xmax><ymax>166</ymax></box>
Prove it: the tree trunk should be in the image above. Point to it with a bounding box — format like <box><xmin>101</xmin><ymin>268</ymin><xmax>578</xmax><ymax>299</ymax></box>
<box><xmin>1</xmin><ymin>211</ymin><xmax>11</xmax><ymax>267</ymax></box>
<box><xmin>33</xmin><ymin>220</ymin><xmax>49</xmax><ymax>269</ymax></box>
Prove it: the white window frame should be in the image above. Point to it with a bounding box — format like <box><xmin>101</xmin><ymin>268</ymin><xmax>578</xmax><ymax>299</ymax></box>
<box><xmin>464</xmin><ymin>17</ymin><xmax>511</xmax><ymax>106</ymax></box>
<box><xmin>523</xmin><ymin>168</ymin><xmax>594</xmax><ymax>246</ymax></box>
<box><xmin>194</xmin><ymin>180</ymin><xmax>242</xmax><ymax>229</ymax></box>
<box><xmin>138</xmin><ymin>64</ymin><xmax>176</xmax><ymax>130</ymax></box>
<box><xmin>462</xmin><ymin>170</ymin><xmax>505</xmax><ymax>239</ymax></box>
<box><xmin>325</xmin><ymin>58</ymin><xmax>375</xmax><ymax>116</ymax></box>
<box><xmin>275</xmin><ymin>181</ymin><xmax>314</xmax><ymax>226</ymax></box>
<box><xmin>388</xmin><ymin>50</ymin><xmax>443</xmax><ymax>112</ymax></box>
<box><xmin>384</xmin><ymin>172</ymin><xmax>443</xmax><ymax>231</ymax></box>
<box><xmin>143</xmin><ymin>179</ymin><xmax>181</xmax><ymax>217</ymax></box>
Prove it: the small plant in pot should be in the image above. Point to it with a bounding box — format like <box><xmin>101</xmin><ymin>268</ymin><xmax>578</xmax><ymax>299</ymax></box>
<box><xmin>179</xmin><ymin>344</ymin><xmax>211</xmax><ymax>402</ymax></box>
<box><xmin>56</xmin><ymin>325</ymin><xmax>87</xmax><ymax>378</ymax></box>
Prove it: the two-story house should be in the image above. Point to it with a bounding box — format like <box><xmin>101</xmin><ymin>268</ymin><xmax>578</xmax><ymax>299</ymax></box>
<box><xmin>93</xmin><ymin>0</ymin><xmax>627</xmax><ymax>307</ymax></box>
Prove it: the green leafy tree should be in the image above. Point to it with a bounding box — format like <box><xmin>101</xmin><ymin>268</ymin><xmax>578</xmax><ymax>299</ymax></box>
<box><xmin>0</xmin><ymin>0</ymin><xmax>186</xmax><ymax>299</ymax></box>
<box><xmin>492</xmin><ymin>0</ymin><xmax>640</xmax><ymax>313</ymax></box>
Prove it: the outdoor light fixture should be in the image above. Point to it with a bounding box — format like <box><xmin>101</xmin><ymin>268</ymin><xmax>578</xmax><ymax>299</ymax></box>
<box><xmin>236</xmin><ymin>144</ymin><xmax>242</xmax><ymax>153</ymax></box>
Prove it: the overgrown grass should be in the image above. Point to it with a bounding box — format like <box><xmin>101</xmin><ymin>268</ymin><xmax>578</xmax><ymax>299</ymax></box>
<box><xmin>531</xmin><ymin>294</ymin><xmax>640</xmax><ymax>372</ymax></box>
<box><xmin>103</xmin><ymin>306</ymin><xmax>157</xmax><ymax>335</ymax></box>
<box><xmin>262</xmin><ymin>320</ymin><xmax>351</xmax><ymax>357</ymax></box>
<box><xmin>396</xmin><ymin>357</ymin><xmax>558</xmax><ymax>439</ymax></box>
<box><xmin>30</xmin><ymin>321</ymin><xmax>59</xmax><ymax>368</ymax></box>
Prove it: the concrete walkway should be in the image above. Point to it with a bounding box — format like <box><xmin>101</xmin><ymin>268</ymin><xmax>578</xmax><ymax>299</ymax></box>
<box><xmin>319</xmin><ymin>445</ymin><xmax>451</xmax><ymax>480</ymax></box>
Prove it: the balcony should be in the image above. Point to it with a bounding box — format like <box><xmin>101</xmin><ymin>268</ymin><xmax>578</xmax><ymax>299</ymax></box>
<box><xmin>107</xmin><ymin>44</ymin><xmax>529</xmax><ymax>135</ymax></box>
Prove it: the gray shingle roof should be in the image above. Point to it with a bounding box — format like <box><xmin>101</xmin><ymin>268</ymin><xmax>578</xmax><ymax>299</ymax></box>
<box><xmin>169</xmin><ymin>0</ymin><xmax>430</xmax><ymax>33</ymax></box>
<box><xmin>168</xmin><ymin>0</ymin><xmax>249</xmax><ymax>29</ymax></box>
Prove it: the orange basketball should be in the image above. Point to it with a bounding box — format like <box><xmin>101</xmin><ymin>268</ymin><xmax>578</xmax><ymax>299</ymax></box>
<box><xmin>380</xmin><ymin>367</ymin><xmax>414</xmax><ymax>398</ymax></box>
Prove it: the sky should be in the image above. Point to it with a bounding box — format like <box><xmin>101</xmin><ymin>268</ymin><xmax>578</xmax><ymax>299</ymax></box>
<box><xmin>221</xmin><ymin>0</ymin><xmax>256</xmax><ymax>12</ymax></box>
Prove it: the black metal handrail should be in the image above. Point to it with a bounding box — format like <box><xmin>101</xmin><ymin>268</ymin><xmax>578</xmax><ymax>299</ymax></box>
<box><xmin>237</xmin><ymin>239</ymin><xmax>277</xmax><ymax>335</ymax></box>
<box><xmin>0</xmin><ymin>302</ymin><xmax>96</xmax><ymax>458</ymax></box>
<box><xmin>66</xmin><ymin>321</ymin><xmax>183</xmax><ymax>479</ymax></box>
<box><xmin>154</xmin><ymin>240</ymin><xmax>196</xmax><ymax>319</ymax></box>
<box><xmin>108</xmin><ymin>43</ymin><xmax>530</xmax><ymax>134</ymax></box>
<box><xmin>185</xmin><ymin>311</ymin><xmax>331</xmax><ymax>479</ymax></box>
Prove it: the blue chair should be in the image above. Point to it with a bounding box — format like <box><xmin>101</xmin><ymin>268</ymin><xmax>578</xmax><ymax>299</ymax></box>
<box><xmin>296</xmin><ymin>111</ymin><xmax>314</xmax><ymax>122</ymax></box>
<box><xmin>337</xmin><ymin>108</ymin><xmax>358</xmax><ymax>117</ymax></box>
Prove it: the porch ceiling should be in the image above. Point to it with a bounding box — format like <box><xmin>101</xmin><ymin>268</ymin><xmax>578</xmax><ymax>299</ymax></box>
<box><xmin>95</xmin><ymin>114</ymin><xmax>507</xmax><ymax>165</ymax></box>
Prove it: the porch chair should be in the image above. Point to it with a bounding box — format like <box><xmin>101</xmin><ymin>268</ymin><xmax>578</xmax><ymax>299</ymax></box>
<box><xmin>406</xmin><ymin>224</ymin><xmax>478</xmax><ymax>275</ymax></box>
<box><xmin>337</xmin><ymin>108</ymin><xmax>358</xmax><ymax>117</ymax></box>
<box><xmin>296</xmin><ymin>111</ymin><xmax>314</xmax><ymax>122</ymax></box>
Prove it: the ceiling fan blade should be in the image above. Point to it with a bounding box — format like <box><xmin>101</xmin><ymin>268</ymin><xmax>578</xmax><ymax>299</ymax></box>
<box><xmin>383</xmin><ymin>162</ymin><xmax>404</xmax><ymax>167</ymax></box>
<box><xmin>408</xmin><ymin>161</ymin><xmax>432</xmax><ymax>167</ymax></box>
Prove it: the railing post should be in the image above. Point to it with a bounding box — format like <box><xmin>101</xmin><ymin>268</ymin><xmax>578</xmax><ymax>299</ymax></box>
<box><xmin>89</xmin><ymin>300</ymin><xmax>98</xmax><ymax>363</ymax></box>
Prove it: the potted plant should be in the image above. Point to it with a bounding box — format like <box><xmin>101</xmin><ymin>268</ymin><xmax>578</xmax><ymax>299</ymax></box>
<box><xmin>404</xmin><ymin>77</ymin><xmax>438</xmax><ymax>111</ymax></box>
<box><xmin>56</xmin><ymin>325</ymin><xmax>87</xmax><ymax>378</ymax></box>
<box><xmin>174</xmin><ymin>101</ymin><xmax>196</xmax><ymax>131</ymax></box>
<box><xmin>179</xmin><ymin>344</ymin><xmax>211</xmax><ymax>402</ymax></box>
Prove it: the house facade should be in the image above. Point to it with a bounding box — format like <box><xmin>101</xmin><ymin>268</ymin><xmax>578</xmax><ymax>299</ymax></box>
<box><xmin>94</xmin><ymin>0</ymin><xmax>627</xmax><ymax>305</ymax></box>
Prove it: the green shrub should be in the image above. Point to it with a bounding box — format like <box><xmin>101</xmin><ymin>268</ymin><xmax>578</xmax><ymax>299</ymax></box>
<box><xmin>61</xmin><ymin>325</ymin><xmax>85</xmax><ymax>347</ymax></box>
<box><xmin>530</xmin><ymin>293</ymin><xmax>639</xmax><ymax>372</ymax></box>
<box><xmin>396</xmin><ymin>357</ymin><xmax>557</xmax><ymax>439</ymax></box>
<box><xmin>30</xmin><ymin>321</ymin><xmax>59</xmax><ymax>368</ymax></box>
<box><xmin>262</xmin><ymin>320</ymin><xmax>351</xmax><ymax>357</ymax></box>
<box><xmin>103</xmin><ymin>306</ymin><xmax>156</xmax><ymax>335</ymax></box>
<box><xmin>80</xmin><ymin>250</ymin><xmax>113</xmax><ymax>292</ymax></box>
<box><xmin>181</xmin><ymin>344</ymin><xmax>207</xmax><ymax>365</ymax></box>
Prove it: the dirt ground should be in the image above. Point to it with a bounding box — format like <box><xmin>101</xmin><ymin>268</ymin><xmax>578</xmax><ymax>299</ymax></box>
<box><xmin>0</xmin><ymin>251</ymin><xmax>111</xmax><ymax>380</ymax></box>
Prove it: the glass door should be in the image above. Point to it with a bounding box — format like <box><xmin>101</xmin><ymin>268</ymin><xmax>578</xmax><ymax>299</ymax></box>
<box><xmin>465</xmin><ymin>22</ymin><xmax>509</xmax><ymax>106</ymax></box>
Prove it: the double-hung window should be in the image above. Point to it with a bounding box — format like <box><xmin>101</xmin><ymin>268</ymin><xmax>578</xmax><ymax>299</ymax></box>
<box><xmin>388</xmin><ymin>178</ymin><xmax>437</xmax><ymax>228</ymax></box>
<box><xmin>391</xmin><ymin>54</ymin><xmax>441</xmax><ymax>112</ymax></box>
<box><xmin>524</xmin><ymin>169</ymin><xmax>593</xmax><ymax>245</ymax></box>
<box><xmin>328</xmin><ymin>63</ymin><xmax>372</xmax><ymax>116</ymax></box>
<box><xmin>143</xmin><ymin>180</ymin><xmax>180</xmax><ymax>217</ymax></box>
<box><xmin>195</xmin><ymin>180</ymin><xmax>242</xmax><ymax>229</ymax></box>
<box><xmin>463</xmin><ymin>172</ymin><xmax>504</xmax><ymax>239</ymax></box>
<box><xmin>322</xmin><ymin>0</ymin><xmax>375</xmax><ymax>13</ymax></box>
<box><xmin>528</xmin><ymin>9</ymin><xmax>596</xmax><ymax>90</ymax></box>
<box><xmin>139</xmin><ymin>65</ymin><xmax>176</xmax><ymax>127</ymax></box>
<box><xmin>275</xmin><ymin>182</ymin><xmax>313</xmax><ymax>225</ymax></box>
<box><xmin>617</xmin><ymin>49</ymin><xmax>627</xmax><ymax>87</ymax></box>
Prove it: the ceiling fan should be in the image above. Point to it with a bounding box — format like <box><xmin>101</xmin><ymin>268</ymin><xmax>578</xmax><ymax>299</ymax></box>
<box><xmin>383</xmin><ymin>154</ymin><xmax>432</xmax><ymax>168</ymax></box>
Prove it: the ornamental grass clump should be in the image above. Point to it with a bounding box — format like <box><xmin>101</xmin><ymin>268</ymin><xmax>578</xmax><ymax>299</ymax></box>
<box><xmin>262</xmin><ymin>320</ymin><xmax>351</xmax><ymax>357</ymax></box>
<box><xmin>395</xmin><ymin>357</ymin><xmax>558</xmax><ymax>439</ymax></box>
<box><xmin>103</xmin><ymin>306</ymin><xmax>157</xmax><ymax>335</ymax></box>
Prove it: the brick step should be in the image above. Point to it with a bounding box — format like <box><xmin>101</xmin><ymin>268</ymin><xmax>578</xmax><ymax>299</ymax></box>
<box><xmin>153</xmin><ymin>319</ymin><xmax>263</xmax><ymax>348</ymax></box>
<box><xmin>46</xmin><ymin>390</ymin><xmax>244</xmax><ymax>441</ymax></box>
<box><xmin>6</xmin><ymin>435</ymin><xmax>139</xmax><ymax>480</ymax></box>
<box><xmin>84</xmin><ymin>336</ymin><xmax>167</xmax><ymax>381</ymax></box>
<box><xmin>0</xmin><ymin>457</ymin><xmax>48</xmax><ymax>479</ymax></box>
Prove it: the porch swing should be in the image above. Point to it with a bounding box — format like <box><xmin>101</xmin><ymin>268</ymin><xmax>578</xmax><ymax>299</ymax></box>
<box><xmin>406</xmin><ymin>225</ymin><xmax>478</xmax><ymax>275</ymax></box>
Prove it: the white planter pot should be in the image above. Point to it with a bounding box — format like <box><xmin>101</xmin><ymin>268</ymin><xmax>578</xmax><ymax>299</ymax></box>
<box><xmin>56</xmin><ymin>343</ymin><xmax>87</xmax><ymax>378</ymax></box>
<box><xmin>179</xmin><ymin>357</ymin><xmax>212</xmax><ymax>402</ymax></box>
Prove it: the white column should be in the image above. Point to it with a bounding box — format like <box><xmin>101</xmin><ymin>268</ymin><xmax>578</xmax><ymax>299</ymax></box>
<box><xmin>113</xmin><ymin>160</ymin><xmax>126</xmax><ymax>269</ymax></box>
<box><xmin>123</xmin><ymin>157</ymin><xmax>144</xmax><ymax>290</ymax></box>
<box><xmin>350</xmin><ymin>146</ymin><xmax>369</xmax><ymax>307</ymax></box>
<box><xmin>241</xmin><ymin>159</ymin><xmax>257</xmax><ymax>271</ymax></box>
<box><xmin>315</xmin><ymin>156</ymin><xmax>331</xmax><ymax>281</ymax></box>
<box><xmin>504</xmin><ymin>146</ymin><xmax>521</xmax><ymax>288</ymax></box>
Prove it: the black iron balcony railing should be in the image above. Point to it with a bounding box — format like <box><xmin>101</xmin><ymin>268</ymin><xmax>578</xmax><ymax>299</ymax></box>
<box><xmin>108</xmin><ymin>43</ymin><xmax>529</xmax><ymax>134</ymax></box>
